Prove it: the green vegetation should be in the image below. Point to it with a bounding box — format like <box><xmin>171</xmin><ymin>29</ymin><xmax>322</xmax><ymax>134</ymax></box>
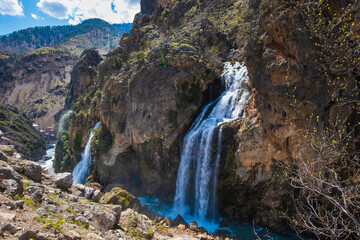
<box><xmin>0</xmin><ymin>19</ymin><xmax>132</xmax><ymax>54</ymax></box>
<box><xmin>100</xmin><ymin>187</ymin><xmax>140</xmax><ymax>210</ymax></box>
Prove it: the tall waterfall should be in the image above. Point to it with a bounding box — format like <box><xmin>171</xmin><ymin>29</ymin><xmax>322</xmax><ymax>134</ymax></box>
<box><xmin>172</xmin><ymin>62</ymin><xmax>250</xmax><ymax>226</ymax></box>
<box><xmin>72</xmin><ymin>121</ymin><xmax>101</xmax><ymax>185</ymax></box>
<box><xmin>57</xmin><ymin>110</ymin><xmax>74</xmax><ymax>136</ymax></box>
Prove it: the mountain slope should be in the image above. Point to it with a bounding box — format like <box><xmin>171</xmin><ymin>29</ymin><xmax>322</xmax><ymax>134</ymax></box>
<box><xmin>0</xmin><ymin>19</ymin><xmax>132</xmax><ymax>55</ymax></box>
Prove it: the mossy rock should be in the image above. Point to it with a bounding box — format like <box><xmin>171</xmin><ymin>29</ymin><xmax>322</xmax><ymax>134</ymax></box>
<box><xmin>100</xmin><ymin>187</ymin><xmax>141</xmax><ymax>211</ymax></box>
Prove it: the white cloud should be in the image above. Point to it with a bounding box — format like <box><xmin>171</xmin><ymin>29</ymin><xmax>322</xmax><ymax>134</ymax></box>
<box><xmin>31</xmin><ymin>13</ymin><xmax>44</xmax><ymax>20</ymax></box>
<box><xmin>0</xmin><ymin>0</ymin><xmax>24</xmax><ymax>16</ymax></box>
<box><xmin>36</xmin><ymin>0</ymin><xmax>140</xmax><ymax>24</ymax></box>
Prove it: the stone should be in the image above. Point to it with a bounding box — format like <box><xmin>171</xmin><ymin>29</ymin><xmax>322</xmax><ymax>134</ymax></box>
<box><xmin>164</xmin><ymin>217</ymin><xmax>172</xmax><ymax>227</ymax></box>
<box><xmin>2</xmin><ymin>222</ymin><xmax>18</xmax><ymax>234</ymax></box>
<box><xmin>91</xmin><ymin>190</ymin><xmax>103</xmax><ymax>202</ymax></box>
<box><xmin>92</xmin><ymin>205</ymin><xmax>117</xmax><ymax>230</ymax></box>
<box><xmin>54</xmin><ymin>172</ymin><xmax>73</xmax><ymax>190</ymax></box>
<box><xmin>1</xmin><ymin>200</ymin><xmax>16</xmax><ymax>209</ymax></box>
<box><xmin>74</xmin><ymin>184</ymin><xmax>85</xmax><ymax>191</ymax></box>
<box><xmin>0</xmin><ymin>137</ymin><xmax>9</xmax><ymax>145</ymax></box>
<box><xmin>84</xmin><ymin>186</ymin><xmax>94</xmax><ymax>199</ymax></box>
<box><xmin>0</xmin><ymin>151</ymin><xmax>8</xmax><ymax>161</ymax></box>
<box><xmin>0</xmin><ymin>161</ymin><xmax>23</xmax><ymax>194</ymax></box>
<box><xmin>198</xmin><ymin>227</ymin><xmax>208</xmax><ymax>234</ymax></box>
<box><xmin>22</xmin><ymin>161</ymin><xmax>42</xmax><ymax>182</ymax></box>
<box><xmin>2</xmin><ymin>179</ymin><xmax>22</xmax><ymax>196</ymax></box>
<box><xmin>100</xmin><ymin>187</ymin><xmax>140</xmax><ymax>211</ymax></box>
<box><xmin>15</xmin><ymin>200</ymin><xmax>24</xmax><ymax>209</ymax></box>
<box><xmin>45</xmin><ymin>204</ymin><xmax>59</xmax><ymax>214</ymax></box>
<box><xmin>120</xmin><ymin>208</ymin><xmax>154</xmax><ymax>239</ymax></box>
<box><xmin>0</xmin><ymin>145</ymin><xmax>15</xmax><ymax>156</ymax></box>
<box><xmin>75</xmin><ymin>216</ymin><xmax>87</xmax><ymax>225</ymax></box>
<box><xmin>37</xmin><ymin>208</ymin><xmax>46</xmax><ymax>215</ymax></box>
<box><xmin>0</xmin><ymin>211</ymin><xmax>16</xmax><ymax>221</ymax></box>
<box><xmin>64</xmin><ymin>230</ymin><xmax>81</xmax><ymax>240</ymax></box>
<box><xmin>189</xmin><ymin>220</ymin><xmax>198</xmax><ymax>230</ymax></box>
<box><xmin>172</xmin><ymin>215</ymin><xmax>188</xmax><ymax>227</ymax></box>
<box><xmin>177</xmin><ymin>224</ymin><xmax>186</xmax><ymax>230</ymax></box>
<box><xmin>0</xmin><ymin>130</ymin><xmax>3</xmax><ymax>139</ymax></box>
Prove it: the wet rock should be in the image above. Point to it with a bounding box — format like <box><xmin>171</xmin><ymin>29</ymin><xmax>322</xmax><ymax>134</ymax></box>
<box><xmin>2</xmin><ymin>179</ymin><xmax>22</xmax><ymax>196</ymax></box>
<box><xmin>84</xmin><ymin>186</ymin><xmax>94</xmax><ymax>199</ymax></box>
<box><xmin>198</xmin><ymin>227</ymin><xmax>209</xmax><ymax>234</ymax></box>
<box><xmin>91</xmin><ymin>190</ymin><xmax>103</xmax><ymax>202</ymax></box>
<box><xmin>171</xmin><ymin>215</ymin><xmax>188</xmax><ymax>227</ymax></box>
<box><xmin>189</xmin><ymin>220</ymin><xmax>198</xmax><ymax>230</ymax></box>
<box><xmin>0</xmin><ymin>130</ymin><xmax>3</xmax><ymax>139</ymax></box>
<box><xmin>54</xmin><ymin>172</ymin><xmax>73</xmax><ymax>190</ymax></box>
<box><xmin>214</xmin><ymin>229</ymin><xmax>232</xmax><ymax>237</ymax></box>
<box><xmin>0</xmin><ymin>151</ymin><xmax>8</xmax><ymax>161</ymax></box>
<box><xmin>219</xmin><ymin>219</ymin><xmax>231</xmax><ymax>228</ymax></box>
<box><xmin>0</xmin><ymin>145</ymin><xmax>15</xmax><ymax>156</ymax></box>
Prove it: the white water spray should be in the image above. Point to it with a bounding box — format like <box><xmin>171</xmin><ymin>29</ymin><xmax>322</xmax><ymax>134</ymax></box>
<box><xmin>58</xmin><ymin>110</ymin><xmax>74</xmax><ymax>136</ymax></box>
<box><xmin>72</xmin><ymin>121</ymin><xmax>101</xmax><ymax>185</ymax></box>
<box><xmin>172</xmin><ymin>62</ymin><xmax>250</xmax><ymax>228</ymax></box>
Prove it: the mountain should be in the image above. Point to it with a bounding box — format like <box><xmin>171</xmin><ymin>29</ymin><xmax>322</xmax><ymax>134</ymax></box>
<box><xmin>0</xmin><ymin>18</ymin><xmax>132</xmax><ymax>55</ymax></box>
<box><xmin>54</xmin><ymin>0</ymin><xmax>360</xmax><ymax>238</ymax></box>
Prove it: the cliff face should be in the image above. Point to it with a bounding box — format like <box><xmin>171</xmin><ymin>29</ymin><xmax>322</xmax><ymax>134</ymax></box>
<box><xmin>0</xmin><ymin>48</ymin><xmax>75</xmax><ymax>130</ymax></box>
<box><xmin>58</xmin><ymin>0</ymin><xmax>359</xmax><ymax>232</ymax></box>
<box><xmin>0</xmin><ymin>105</ymin><xmax>45</xmax><ymax>160</ymax></box>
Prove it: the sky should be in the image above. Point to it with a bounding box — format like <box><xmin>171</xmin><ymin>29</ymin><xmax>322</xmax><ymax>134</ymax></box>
<box><xmin>0</xmin><ymin>0</ymin><xmax>140</xmax><ymax>36</ymax></box>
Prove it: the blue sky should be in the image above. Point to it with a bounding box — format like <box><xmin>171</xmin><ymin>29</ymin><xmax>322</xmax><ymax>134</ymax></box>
<box><xmin>0</xmin><ymin>0</ymin><xmax>140</xmax><ymax>36</ymax></box>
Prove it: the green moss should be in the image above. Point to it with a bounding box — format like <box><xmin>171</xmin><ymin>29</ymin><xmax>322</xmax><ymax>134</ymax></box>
<box><xmin>139</xmin><ymin>157</ymin><xmax>148</xmax><ymax>171</ymax></box>
<box><xmin>146</xmin><ymin>137</ymin><xmax>163</xmax><ymax>150</ymax></box>
<box><xmin>100</xmin><ymin>187</ymin><xmax>140</xmax><ymax>210</ymax></box>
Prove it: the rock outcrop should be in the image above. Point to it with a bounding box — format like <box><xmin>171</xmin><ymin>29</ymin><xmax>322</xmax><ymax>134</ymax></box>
<box><xmin>0</xmin><ymin>105</ymin><xmax>45</xmax><ymax>160</ymax></box>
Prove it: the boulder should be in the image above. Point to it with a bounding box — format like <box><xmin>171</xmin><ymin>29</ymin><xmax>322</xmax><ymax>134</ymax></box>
<box><xmin>0</xmin><ymin>145</ymin><xmax>15</xmax><ymax>156</ymax></box>
<box><xmin>100</xmin><ymin>187</ymin><xmax>140</xmax><ymax>211</ymax></box>
<box><xmin>0</xmin><ymin>161</ymin><xmax>23</xmax><ymax>194</ymax></box>
<box><xmin>120</xmin><ymin>208</ymin><xmax>154</xmax><ymax>239</ymax></box>
<box><xmin>189</xmin><ymin>220</ymin><xmax>198</xmax><ymax>231</ymax></box>
<box><xmin>1</xmin><ymin>222</ymin><xmax>19</xmax><ymax>235</ymax></box>
<box><xmin>2</xmin><ymin>179</ymin><xmax>22</xmax><ymax>196</ymax></box>
<box><xmin>91</xmin><ymin>190</ymin><xmax>103</xmax><ymax>202</ymax></box>
<box><xmin>177</xmin><ymin>224</ymin><xmax>186</xmax><ymax>230</ymax></box>
<box><xmin>172</xmin><ymin>215</ymin><xmax>188</xmax><ymax>227</ymax></box>
<box><xmin>0</xmin><ymin>151</ymin><xmax>7</xmax><ymax>161</ymax></box>
<box><xmin>92</xmin><ymin>205</ymin><xmax>117</xmax><ymax>230</ymax></box>
<box><xmin>37</xmin><ymin>208</ymin><xmax>46</xmax><ymax>215</ymax></box>
<box><xmin>23</xmin><ymin>161</ymin><xmax>42</xmax><ymax>182</ymax></box>
<box><xmin>84</xmin><ymin>186</ymin><xmax>94</xmax><ymax>199</ymax></box>
<box><xmin>54</xmin><ymin>172</ymin><xmax>73</xmax><ymax>190</ymax></box>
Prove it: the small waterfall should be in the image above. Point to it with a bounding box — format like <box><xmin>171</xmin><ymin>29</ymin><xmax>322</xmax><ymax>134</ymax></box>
<box><xmin>172</xmin><ymin>62</ymin><xmax>250</xmax><ymax>227</ymax></box>
<box><xmin>58</xmin><ymin>110</ymin><xmax>74</xmax><ymax>136</ymax></box>
<box><xmin>72</xmin><ymin>121</ymin><xmax>101</xmax><ymax>185</ymax></box>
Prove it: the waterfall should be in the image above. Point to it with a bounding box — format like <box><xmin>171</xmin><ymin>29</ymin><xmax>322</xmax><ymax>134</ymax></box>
<box><xmin>72</xmin><ymin>121</ymin><xmax>101</xmax><ymax>185</ymax></box>
<box><xmin>58</xmin><ymin>110</ymin><xmax>74</xmax><ymax>136</ymax></box>
<box><xmin>172</xmin><ymin>62</ymin><xmax>250</xmax><ymax>226</ymax></box>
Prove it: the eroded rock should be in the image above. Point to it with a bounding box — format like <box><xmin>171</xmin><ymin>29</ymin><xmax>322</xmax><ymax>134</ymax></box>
<box><xmin>54</xmin><ymin>172</ymin><xmax>73</xmax><ymax>190</ymax></box>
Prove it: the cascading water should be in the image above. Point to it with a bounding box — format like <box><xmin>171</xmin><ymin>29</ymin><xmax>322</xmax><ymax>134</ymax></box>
<box><xmin>172</xmin><ymin>62</ymin><xmax>250</xmax><ymax>230</ymax></box>
<box><xmin>57</xmin><ymin>110</ymin><xmax>74</xmax><ymax>137</ymax></box>
<box><xmin>72</xmin><ymin>121</ymin><xmax>101</xmax><ymax>185</ymax></box>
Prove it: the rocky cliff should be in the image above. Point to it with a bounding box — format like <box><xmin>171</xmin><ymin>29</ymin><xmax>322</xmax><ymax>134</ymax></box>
<box><xmin>57</xmin><ymin>0</ymin><xmax>359</xmax><ymax>234</ymax></box>
<box><xmin>0</xmin><ymin>48</ymin><xmax>75</xmax><ymax>130</ymax></box>
<box><xmin>0</xmin><ymin>105</ymin><xmax>45</xmax><ymax>160</ymax></box>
